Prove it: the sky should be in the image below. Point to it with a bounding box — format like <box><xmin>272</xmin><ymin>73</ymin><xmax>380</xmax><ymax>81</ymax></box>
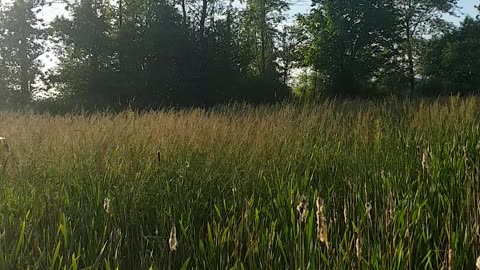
<box><xmin>37</xmin><ymin>0</ymin><xmax>479</xmax><ymax>25</ymax></box>
<box><xmin>283</xmin><ymin>0</ymin><xmax>478</xmax><ymax>23</ymax></box>
<box><xmin>444</xmin><ymin>0</ymin><xmax>478</xmax><ymax>24</ymax></box>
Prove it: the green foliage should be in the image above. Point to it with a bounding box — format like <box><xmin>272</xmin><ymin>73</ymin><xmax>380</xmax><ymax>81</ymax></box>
<box><xmin>0</xmin><ymin>0</ymin><xmax>478</xmax><ymax>109</ymax></box>
<box><xmin>420</xmin><ymin>17</ymin><xmax>480</xmax><ymax>95</ymax></box>
<box><xmin>300</xmin><ymin>0</ymin><xmax>400</xmax><ymax>97</ymax></box>
<box><xmin>49</xmin><ymin>0</ymin><xmax>117</xmax><ymax>105</ymax></box>
<box><xmin>0</xmin><ymin>0</ymin><xmax>45</xmax><ymax>105</ymax></box>
<box><xmin>1</xmin><ymin>98</ymin><xmax>480</xmax><ymax>268</ymax></box>
<box><xmin>44</xmin><ymin>0</ymin><xmax>291</xmax><ymax>109</ymax></box>
<box><xmin>393</xmin><ymin>0</ymin><xmax>458</xmax><ymax>94</ymax></box>
<box><xmin>241</xmin><ymin>0</ymin><xmax>288</xmax><ymax>79</ymax></box>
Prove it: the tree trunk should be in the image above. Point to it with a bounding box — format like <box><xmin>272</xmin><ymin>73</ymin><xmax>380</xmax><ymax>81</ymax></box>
<box><xmin>181</xmin><ymin>0</ymin><xmax>187</xmax><ymax>26</ymax></box>
<box><xmin>119</xmin><ymin>0</ymin><xmax>123</xmax><ymax>27</ymax></box>
<box><xmin>118</xmin><ymin>0</ymin><xmax>124</xmax><ymax>69</ymax></box>
<box><xmin>20</xmin><ymin>47</ymin><xmax>29</xmax><ymax>103</ymax></box>
<box><xmin>199</xmin><ymin>0</ymin><xmax>208</xmax><ymax>40</ymax></box>
<box><xmin>260</xmin><ymin>0</ymin><xmax>266</xmax><ymax>78</ymax></box>
<box><xmin>19</xmin><ymin>10</ymin><xmax>29</xmax><ymax>104</ymax></box>
<box><xmin>406</xmin><ymin>23</ymin><xmax>415</xmax><ymax>96</ymax></box>
<box><xmin>405</xmin><ymin>0</ymin><xmax>415</xmax><ymax>96</ymax></box>
<box><xmin>226</xmin><ymin>5</ymin><xmax>231</xmax><ymax>35</ymax></box>
<box><xmin>90</xmin><ymin>50</ymin><xmax>99</xmax><ymax>101</ymax></box>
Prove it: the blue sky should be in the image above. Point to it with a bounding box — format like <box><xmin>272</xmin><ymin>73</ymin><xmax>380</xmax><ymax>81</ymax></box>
<box><xmin>283</xmin><ymin>0</ymin><xmax>478</xmax><ymax>24</ymax></box>
<box><xmin>445</xmin><ymin>0</ymin><xmax>478</xmax><ymax>24</ymax></box>
<box><xmin>38</xmin><ymin>0</ymin><xmax>478</xmax><ymax>24</ymax></box>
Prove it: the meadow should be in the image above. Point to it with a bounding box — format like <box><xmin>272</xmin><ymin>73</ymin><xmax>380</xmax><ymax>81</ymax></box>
<box><xmin>0</xmin><ymin>97</ymin><xmax>480</xmax><ymax>269</ymax></box>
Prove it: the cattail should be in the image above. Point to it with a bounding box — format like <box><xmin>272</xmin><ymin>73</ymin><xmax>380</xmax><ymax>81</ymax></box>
<box><xmin>316</xmin><ymin>197</ymin><xmax>329</xmax><ymax>249</ymax></box>
<box><xmin>169</xmin><ymin>225</ymin><xmax>177</xmax><ymax>252</ymax></box>
<box><xmin>476</xmin><ymin>256</ymin><xmax>480</xmax><ymax>269</ymax></box>
<box><xmin>463</xmin><ymin>146</ymin><xmax>469</xmax><ymax>175</ymax></box>
<box><xmin>103</xmin><ymin>198</ymin><xmax>110</xmax><ymax>214</ymax></box>
<box><xmin>386</xmin><ymin>192</ymin><xmax>394</xmax><ymax>228</ymax></box>
<box><xmin>332</xmin><ymin>193</ymin><xmax>337</xmax><ymax>224</ymax></box>
<box><xmin>297</xmin><ymin>195</ymin><xmax>308</xmax><ymax>223</ymax></box>
<box><xmin>422</xmin><ymin>149</ymin><xmax>429</xmax><ymax>171</ymax></box>
<box><xmin>447</xmin><ymin>248</ymin><xmax>453</xmax><ymax>270</ymax></box>
<box><xmin>0</xmin><ymin>137</ymin><xmax>8</xmax><ymax>151</ymax></box>
<box><xmin>356</xmin><ymin>234</ymin><xmax>362</xmax><ymax>260</ymax></box>
<box><xmin>157</xmin><ymin>150</ymin><xmax>161</xmax><ymax>164</ymax></box>
<box><xmin>365</xmin><ymin>202</ymin><xmax>372</xmax><ymax>221</ymax></box>
<box><xmin>244</xmin><ymin>199</ymin><xmax>250</xmax><ymax>222</ymax></box>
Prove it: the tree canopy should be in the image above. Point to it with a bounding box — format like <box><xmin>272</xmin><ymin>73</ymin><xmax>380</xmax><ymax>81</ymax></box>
<box><xmin>0</xmin><ymin>0</ymin><xmax>479</xmax><ymax>111</ymax></box>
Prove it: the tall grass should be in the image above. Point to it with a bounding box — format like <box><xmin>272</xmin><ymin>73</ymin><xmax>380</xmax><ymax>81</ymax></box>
<box><xmin>0</xmin><ymin>97</ymin><xmax>479</xmax><ymax>269</ymax></box>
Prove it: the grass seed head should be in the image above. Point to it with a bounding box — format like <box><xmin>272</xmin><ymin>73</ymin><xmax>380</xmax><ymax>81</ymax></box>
<box><xmin>422</xmin><ymin>148</ymin><xmax>429</xmax><ymax>171</ymax></box>
<box><xmin>244</xmin><ymin>199</ymin><xmax>250</xmax><ymax>222</ymax></box>
<box><xmin>0</xmin><ymin>137</ymin><xmax>8</xmax><ymax>151</ymax></box>
<box><xmin>365</xmin><ymin>202</ymin><xmax>372</xmax><ymax>221</ymax></box>
<box><xmin>447</xmin><ymin>248</ymin><xmax>453</xmax><ymax>270</ymax></box>
<box><xmin>356</xmin><ymin>235</ymin><xmax>362</xmax><ymax>260</ymax></box>
<box><xmin>297</xmin><ymin>195</ymin><xmax>308</xmax><ymax>224</ymax></box>
<box><xmin>316</xmin><ymin>197</ymin><xmax>329</xmax><ymax>249</ymax></box>
<box><xmin>386</xmin><ymin>192</ymin><xmax>394</xmax><ymax>228</ymax></box>
<box><xmin>103</xmin><ymin>198</ymin><xmax>110</xmax><ymax>214</ymax></box>
<box><xmin>169</xmin><ymin>225</ymin><xmax>177</xmax><ymax>252</ymax></box>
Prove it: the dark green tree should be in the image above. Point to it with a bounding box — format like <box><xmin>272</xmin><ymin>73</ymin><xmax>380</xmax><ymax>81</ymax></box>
<box><xmin>241</xmin><ymin>0</ymin><xmax>288</xmax><ymax>79</ymax></box>
<box><xmin>50</xmin><ymin>0</ymin><xmax>118</xmax><ymax>107</ymax></box>
<box><xmin>300</xmin><ymin>0</ymin><xmax>399</xmax><ymax>97</ymax></box>
<box><xmin>278</xmin><ymin>24</ymin><xmax>304</xmax><ymax>84</ymax></box>
<box><xmin>393</xmin><ymin>0</ymin><xmax>458</xmax><ymax>95</ymax></box>
<box><xmin>420</xmin><ymin>17</ymin><xmax>480</xmax><ymax>95</ymax></box>
<box><xmin>0</xmin><ymin>0</ymin><xmax>45</xmax><ymax>105</ymax></box>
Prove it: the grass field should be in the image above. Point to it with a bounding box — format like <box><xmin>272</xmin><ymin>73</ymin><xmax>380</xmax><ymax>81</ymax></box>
<box><xmin>0</xmin><ymin>97</ymin><xmax>480</xmax><ymax>269</ymax></box>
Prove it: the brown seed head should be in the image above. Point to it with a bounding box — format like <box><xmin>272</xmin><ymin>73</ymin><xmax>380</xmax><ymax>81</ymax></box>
<box><xmin>356</xmin><ymin>235</ymin><xmax>362</xmax><ymax>260</ymax></box>
<box><xmin>316</xmin><ymin>197</ymin><xmax>329</xmax><ymax>249</ymax></box>
<box><xmin>297</xmin><ymin>195</ymin><xmax>308</xmax><ymax>223</ymax></box>
<box><xmin>169</xmin><ymin>225</ymin><xmax>177</xmax><ymax>252</ymax></box>
<box><xmin>422</xmin><ymin>149</ymin><xmax>429</xmax><ymax>171</ymax></box>
<box><xmin>244</xmin><ymin>199</ymin><xmax>250</xmax><ymax>222</ymax></box>
<box><xmin>447</xmin><ymin>248</ymin><xmax>453</xmax><ymax>270</ymax></box>
<box><xmin>365</xmin><ymin>202</ymin><xmax>372</xmax><ymax>221</ymax></box>
<box><xmin>0</xmin><ymin>137</ymin><xmax>8</xmax><ymax>151</ymax></box>
<box><xmin>386</xmin><ymin>192</ymin><xmax>394</xmax><ymax>227</ymax></box>
<box><xmin>103</xmin><ymin>198</ymin><xmax>110</xmax><ymax>214</ymax></box>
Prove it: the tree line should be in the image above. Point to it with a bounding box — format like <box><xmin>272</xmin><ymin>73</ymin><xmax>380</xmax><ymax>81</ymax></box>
<box><xmin>0</xmin><ymin>0</ymin><xmax>479</xmax><ymax>110</ymax></box>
